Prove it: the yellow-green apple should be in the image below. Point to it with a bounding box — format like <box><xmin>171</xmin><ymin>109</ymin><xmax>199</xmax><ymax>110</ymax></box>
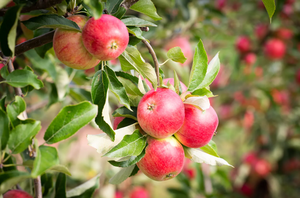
<box><xmin>236</xmin><ymin>36</ymin><xmax>251</xmax><ymax>54</ymax></box>
<box><xmin>263</xmin><ymin>38</ymin><xmax>286</xmax><ymax>60</ymax></box>
<box><xmin>164</xmin><ymin>36</ymin><xmax>193</xmax><ymax>66</ymax></box>
<box><xmin>137</xmin><ymin>88</ymin><xmax>185</xmax><ymax>138</ymax></box>
<box><xmin>175</xmin><ymin>104</ymin><xmax>218</xmax><ymax>148</ymax></box>
<box><xmin>129</xmin><ymin>187</ymin><xmax>149</xmax><ymax>198</ymax></box>
<box><xmin>53</xmin><ymin>15</ymin><xmax>100</xmax><ymax>70</ymax></box>
<box><xmin>162</xmin><ymin>78</ymin><xmax>188</xmax><ymax>93</ymax></box>
<box><xmin>137</xmin><ymin>136</ymin><xmax>185</xmax><ymax>181</ymax></box>
<box><xmin>82</xmin><ymin>14</ymin><xmax>129</xmax><ymax>61</ymax></box>
<box><xmin>3</xmin><ymin>190</ymin><xmax>33</xmax><ymax>198</ymax></box>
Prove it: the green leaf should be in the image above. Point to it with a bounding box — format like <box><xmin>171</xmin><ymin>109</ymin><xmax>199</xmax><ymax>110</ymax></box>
<box><xmin>33</xmin><ymin>28</ymin><xmax>54</xmax><ymax>58</ymax></box>
<box><xmin>6</xmin><ymin>96</ymin><xmax>26</xmax><ymax>127</ymax></box>
<box><xmin>117</xmin><ymin>118</ymin><xmax>137</xmax><ymax>129</ymax></box>
<box><xmin>109</xmin><ymin>148</ymin><xmax>146</xmax><ymax>167</ymax></box>
<box><xmin>67</xmin><ymin>174</ymin><xmax>100</xmax><ymax>198</ymax></box>
<box><xmin>8</xmin><ymin>120</ymin><xmax>41</xmax><ymax>154</ymax></box>
<box><xmin>32</xmin><ymin>146</ymin><xmax>60</xmax><ymax>177</ymax></box>
<box><xmin>44</xmin><ymin>102</ymin><xmax>97</xmax><ymax>144</ymax></box>
<box><xmin>22</xmin><ymin>14</ymin><xmax>81</xmax><ymax>31</ymax></box>
<box><xmin>115</xmin><ymin>71</ymin><xmax>139</xmax><ymax>85</ymax></box>
<box><xmin>127</xmin><ymin>27</ymin><xmax>146</xmax><ymax>40</ymax></box>
<box><xmin>0</xmin><ymin>5</ymin><xmax>23</xmax><ymax>56</ymax></box>
<box><xmin>2</xmin><ymin>69</ymin><xmax>44</xmax><ymax>89</ymax></box>
<box><xmin>129</xmin><ymin>165</ymin><xmax>139</xmax><ymax>177</ymax></box>
<box><xmin>192</xmin><ymin>87</ymin><xmax>214</xmax><ymax>97</ymax></box>
<box><xmin>50</xmin><ymin>165</ymin><xmax>72</xmax><ymax>176</ymax></box>
<box><xmin>106</xmin><ymin>0</ymin><xmax>123</xmax><ymax>13</ymax></box>
<box><xmin>55</xmin><ymin>173</ymin><xmax>67</xmax><ymax>198</ymax></box>
<box><xmin>167</xmin><ymin>47</ymin><xmax>187</xmax><ymax>64</ymax></box>
<box><xmin>109</xmin><ymin>165</ymin><xmax>136</xmax><ymax>184</ymax></box>
<box><xmin>41</xmin><ymin>173</ymin><xmax>54</xmax><ymax>197</ymax></box>
<box><xmin>104</xmin><ymin>66</ymin><xmax>131</xmax><ymax>110</ymax></box>
<box><xmin>262</xmin><ymin>0</ymin><xmax>276</xmax><ymax>22</ymax></box>
<box><xmin>173</xmin><ymin>70</ymin><xmax>181</xmax><ymax>95</ymax></box>
<box><xmin>104</xmin><ymin>129</ymin><xmax>147</xmax><ymax>158</ymax></box>
<box><xmin>0</xmin><ymin>0</ymin><xmax>11</xmax><ymax>9</ymax></box>
<box><xmin>121</xmin><ymin>17</ymin><xmax>157</xmax><ymax>27</ymax></box>
<box><xmin>0</xmin><ymin>109</ymin><xmax>10</xmax><ymax>150</ymax></box>
<box><xmin>0</xmin><ymin>96</ymin><xmax>6</xmax><ymax>111</ymax></box>
<box><xmin>83</xmin><ymin>0</ymin><xmax>103</xmax><ymax>19</ymax></box>
<box><xmin>130</xmin><ymin>0</ymin><xmax>162</xmax><ymax>21</ymax></box>
<box><xmin>119</xmin><ymin>46</ymin><xmax>157</xmax><ymax>90</ymax></box>
<box><xmin>0</xmin><ymin>171</ymin><xmax>31</xmax><ymax>194</ymax></box>
<box><xmin>200</xmin><ymin>140</ymin><xmax>219</xmax><ymax>157</ymax></box>
<box><xmin>187</xmin><ymin>40</ymin><xmax>208</xmax><ymax>92</ymax></box>
<box><xmin>112</xmin><ymin>106</ymin><xmax>137</xmax><ymax>120</ymax></box>
<box><xmin>0</xmin><ymin>65</ymin><xmax>9</xmax><ymax>79</ymax></box>
<box><xmin>48</xmin><ymin>83</ymin><xmax>59</xmax><ymax>107</ymax></box>
<box><xmin>118</xmin><ymin>77</ymin><xmax>144</xmax><ymax>97</ymax></box>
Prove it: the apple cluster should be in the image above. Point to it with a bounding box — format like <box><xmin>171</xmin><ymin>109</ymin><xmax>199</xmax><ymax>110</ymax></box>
<box><xmin>135</xmin><ymin>81</ymin><xmax>219</xmax><ymax>181</ymax></box>
<box><xmin>53</xmin><ymin>14</ymin><xmax>129</xmax><ymax>70</ymax></box>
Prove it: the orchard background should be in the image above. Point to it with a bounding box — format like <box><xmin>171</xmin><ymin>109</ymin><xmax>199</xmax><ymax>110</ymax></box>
<box><xmin>0</xmin><ymin>0</ymin><xmax>300</xmax><ymax>198</ymax></box>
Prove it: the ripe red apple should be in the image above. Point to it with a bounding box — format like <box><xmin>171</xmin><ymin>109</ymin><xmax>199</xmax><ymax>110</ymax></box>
<box><xmin>82</xmin><ymin>14</ymin><xmax>129</xmax><ymax>61</ymax></box>
<box><xmin>53</xmin><ymin>15</ymin><xmax>100</xmax><ymax>70</ymax></box>
<box><xmin>115</xmin><ymin>190</ymin><xmax>124</xmax><ymax>198</ymax></box>
<box><xmin>215</xmin><ymin>0</ymin><xmax>226</xmax><ymax>11</ymax></box>
<box><xmin>16</xmin><ymin>36</ymin><xmax>27</xmax><ymax>45</ymax></box>
<box><xmin>174</xmin><ymin>104</ymin><xmax>218</xmax><ymax>148</ymax></box>
<box><xmin>243</xmin><ymin>53</ymin><xmax>256</xmax><ymax>65</ymax></box>
<box><xmin>263</xmin><ymin>38</ymin><xmax>286</xmax><ymax>60</ymax></box>
<box><xmin>182</xmin><ymin>159</ymin><xmax>196</xmax><ymax>179</ymax></box>
<box><xmin>113</xmin><ymin>117</ymin><xmax>125</xmax><ymax>130</ymax></box>
<box><xmin>162</xmin><ymin>78</ymin><xmax>188</xmax><ymax>93</ymax></box>
<box><xmin>253</xmin><ymin>159</ymin><xmax>271</xmax><ymax>177</ymax></box>
<box><xmin>243</xmin><ymin>110</ymin><xmax>254</xmax><ymax>130</ymax></box>
<box><xmin>137</xmin><ymin>136</ymin><xmax>185</xmax><ymax>181</ymax></box>
<box><xmin>255</xmin><ymin>24</ymin><xmax>268</xmax><ymax>40</ymax></box>
<box><xmin>6</xmin><ymin>1</ymin><xmax>16</xmax><ymax>7</ymax></box>
<box><xmin>236</xmin><ymin>36</ymin><xmax>251</xmax><ymax>53</ymax></box>
<box><xmin>137</xmin><ymin>88</ymin><xmax>185</xmax><ymax>139</ymax></box>
<box><xmin>275</xmin><ymin>28</ymin><xmax>293</xmax><ymax>40</ymax></box>
<box><xmin>129</xmin><ymin>187</ymin><xmax>149</xmax><ymax>198</ymax></box>
<box><xmin>164</xmin><ymin>36</ymin><xmax>193</xmax><ymax>66</ymax></box>
<box><xmin>3</xmin><ymin>190</ymin><xmax>33</xmax><ymax>198</ymax></box>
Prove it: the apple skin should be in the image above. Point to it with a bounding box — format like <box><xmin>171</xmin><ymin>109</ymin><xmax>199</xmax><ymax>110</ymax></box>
<box><xmin>236</xmin><ymin>36</ymin><xmax>251</xmax><ymax>53</ymax></box>
<box><xmin>3</xmin><ymin>190</ymin><xmax>33</xmax><ymax>198</ymax></box>
<box><xmin>255</xmin><ymin>24</ymin><xmax>268</xmax><ymax>40</ymax></box>
<box><xmin>137</xmin><ymin>88</ymin><xmax>185</xmax><ymax>139</ymax></box>
<box><xmin>263</xmin><ymin>38</ymin><xmax>286</xmax><ymax>60</ymax></box>
<box><xmin>243</xmin><ymin>53</ymin><xmax>256</xmax><ymax>65</ymax></box>
<box><xmin>164</xmin><ymin>37</ymin><xmax>193</xmax><ymax>67</ymax></box>
<box><xmin>274</xmin><ymin>28</ymin><xmax>293</xmax><ymax>40</ymax></box>
<box><xmin>82</xmin><ymin>14</ymin><xmax>129</xmax><ymax>61</ymax></box>
<box><xmin>113</xmin><ymin>117</ymin><xmax>125</xmax><ymax>130</ymax></box>
<box><xmin>53</xmin><ymin>15</ymin><xmax>100</xmax><ymax>70</ymax></box>
<box><xmin>137</xmin><ymin>136</ymin><xmax>185</xmax><ymax>181</ymax></box>
<box><xmin>129</xmin><ymin>187</ymin><xmax>149</xmax><ymax>198</ymax></box>
<box><xmin>174</xmin><ymin>104</ymin><xmax>218</xmax><ymax>148</ymax></box>
<box><xmin>162</xmin><ymin>78</ymin><xmax>188</xmax><ymax>93</ymax></box>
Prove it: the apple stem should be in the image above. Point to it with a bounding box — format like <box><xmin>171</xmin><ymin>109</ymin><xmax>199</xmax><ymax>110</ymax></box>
<box><xmin>142</xmin><ymin>39</ymin><xmax>160</xmax><ymax>86</ymax></box>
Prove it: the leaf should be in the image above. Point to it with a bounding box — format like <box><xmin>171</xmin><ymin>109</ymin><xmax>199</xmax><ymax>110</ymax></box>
<box><xmin>187</xmin><ymin>40</ymin><xmax>208</xmax><ymax>92</ymax></box>
<box><xmin>22</xmin><ymin>14</ymin><xmax>81</xmax><ymax>31</ymax></box>
<box><xmin>6</xmin><ymin>96</ymin><xmax>26</xmax><ymax>127</ymax></box>
<box><xmin>115</xmin><ymin>71</ymin><xmax>139</xmax><ymax>85</ymax></box>
<box><xmin>109</xmin><ymin>165</ymin><xmax>136</xmax><ymax>184</ymax></box>
<box><xmin>0</xmin><ymin>0</ymin><xmax>11</xmax><ymax>9</ymax></box>
<box><xmin>50</xmin><ymin>165</ymin><xmax>72</xmax><ymax>176</ymax></box>
<box><xmin>167</xmin><ymin>47</ymin><xmax>187</xmax><ymax>64</ymax></box>
<box><xmin>112</xmin><ymin>106</ymin><xmax>137</xmax><ymax>120</ymax></box>
<box><xmin>87</xmin><ymin>123</ymin><xmax>138</xmax><ymax>156</ymax></box>
<box><xmin>106</xmin><ymin>0</ymin><xmax>123</xmax><ymax>13</ymax></box>
<box><xmin>31</xmin><ymin>146</ymin><xmax>60</xmax><ymax>177</ymax></box>
<box><xmin>104</xmin><ymin>130</ymin><xmax>147</xmax><ymax>158</ymax></box>
<box><xmin>119</xmin><ymin>46</ymin><xmax>157</xmax><ymax>90</ymax></box>
<box><xmin>109</xmin><ymin>148</ymin><xmax>146</xmax><ymax>167</ymax></box>
<box><xmin>200</xmin><ymin>140</ymin><xmax>219</xmax><ymax>157</ymax></box>
<box><xmin>0</xmin><ymin>171</ymin><xmax>31</xmax><ymax>194</ymax></box>
<box><xmin>192</xmin><ymin>87</ymin><xmax>214</xmax><ymax>97</ymax></box>
<box><xmin>44</xmin><ymin>101</ymin><xmax>97</xmax><ymax>144</ymax></box>
<box><xmin>137</xmin><ymin>75</ymin><xmax>146</xmax><ymax>94</ymax></box>
<box><xmin>185</xmin><ymin>147</ymin><xmax>233</xmax><ymax>167</ymax></box>
<box><xmin>8</xmin><ymin>120</ymin><xmax>41</xmax><ymax>154</ymax></box>
<box><xmin>0</xmin><ymin>96</ymin><xmax>6</xmax><ymax>111</ymax></box>
<box><xmin>33</xmin><ymin>28</ymin><xmax>54</xmax><ymax>58</ymax></box>
<box><xmin>118</xmin><ymin>77</ymin><xmax>144</xmax><ymax>97</ymax></box>
<box><xmin>173</xmin><ymin>70</ymin><xmax>181</xmax><ymax>94</ymax></box>
<box><xmin>48</xmin><ymin>83</ymin><xmax>59</xmax><ymax>107</ymax></box>
<box><xmin>66</xmin><ymin>174</ymin><xmax>100</xmax><ymax>198</ymax></box>
<box><xmin>127</xmin><ymin>27</ymin><xmax>146</xmax><ymax>40</ymax></box>
<box><xmin>0</xmin><ymin>65</ymin><xmax>9</xmax><ymax>80</ymax></box>
<box><xmin>41</xmin><ymin>173</ymin><xmax>54</xmax><ymax>197</ymax></box>
<box><xmin>121</xmin><ymin>17</ymin><xmax>157</xmax><ymax>27</ymax></box>
<box><xmin>55</xmin><ymin>173</ymin><xmax>66</xmax><ymax>198</ymax></box>
<box><xmin>82</xmin><ymin>0</ymin><xmax>103</xmax><ymax>19</ymax></box>
<box><xmin>2</xmin><ymin>69</ymin><xmax>44</xmax><ymax>89</ymax></box>
<box><xmin>184</xmin><ymin>96</ymin><xmax>210</xmax><ymax>111</ymax></box>
<box><xmin>0</xmin><ymin>5</ymin><xmax>23</xmax><ymax>56</ymax></box>
<box><xmin>129</xmin><ymin>165</ymin><xmax>140</xmax><ymax>177</ymax></box>
<box><xmin>117</xmin><ymin>118</ymin><xmax>137</xmax><ymax>129</ymax></box>
<box><xmin>262</xmin><ymin>0</ymin><xmax>276</xmax><ymax>22</ymax></box>
<box><xmin>105</xmin><ymin>66</ymin><xmax>131</xmax><ymax>110</ymax></box>
<box><xmin>130</xmin><ymin>0</ymin><xmax>162</xmax><ymax>21</ymax></box>
<box><xmin>0</xmin><ymin>109</ymin><xmax>9</xmax><ymax>150</ymax></box>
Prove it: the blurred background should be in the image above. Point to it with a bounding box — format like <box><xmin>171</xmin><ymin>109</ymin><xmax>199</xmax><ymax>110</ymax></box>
<box><xmin>3</xmin><ymin>0</ymin><xmax>300</xmax><ymax>197</ymax></box>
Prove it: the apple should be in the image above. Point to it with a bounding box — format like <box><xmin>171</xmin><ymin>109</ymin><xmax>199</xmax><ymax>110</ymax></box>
<box><xmin>164</xmin><ymin>36</ymin><xmax>193</xmax><ymax>66</ymax></box>
<box><xmin>239</xmin><ymin>183</ymin><xmax>253</xmax><ymax>197</ymax></box>
<box><xmin>16</xmin><ymin>36</ymin><xmax>27</xmax><ymax>45</ymax></box>
<box><xmin>129</xmin><ymin>187</ymin><xmax>149</xmax><ymax>198</ymax></box>
<box><xmin>243</xmin><ymin>110</ymin><xmax>254</xmax><ymax>130</ymax></box>
<box><xmin>243</xmin><ymin>53</ymin><xmax>256</xmax><ymax>65</ymax></box>
<box><xmin>274</xmin><ymin>28</ymin><xmax>293</xmax><ymax>40</ymax></box>
<box><xmin>6</xmin><ymin>1</ymin><xmax>16</xmax><ymax>7</ymax></box>
<box><xmin>113</xmin><ymin>117</ymin><xmax>125</xmax><ymax>130</ymax></box>
<box><xmin>53</xmin><ymin>15</ymin><xmax>100</xmax><ymax>70</ymax></box>
<box><xmin>295</xmin><ymin>69</ymin><xmax>300</xmax><ymax>84</ymax></box>
<box><xmin>236</xmin><ymin>36</ymin><xmax>251</xmax><ymax>53</ymax></box>
<box><xmin>82</xmin><ymin>14</ymin><xmax>129</xmax><ymax>61</ymax></box>
<box><xmin>215</xmin><ymin>0</ymin><xmax>226</xmax><ymax>11</ymax></box>
<box><xmin>263</xmin><ymin>38</ymin><xmax>286</xmax><ymax>60</ymax></box>
<box><xmin>255</xmin><ymin>24</ymin><xmax>268</xmax><ymax>40</ymax></box>
<box><xmin>162</xmin><ymin>78</ymin><xmax>188</xmax><ymax>93</ymax></box>
<box><xmin>253</xmin><ymin>159</ymin><xmax>271</xmax><ymax>177</ymax></box>
<box><xmin>115</xmin><ymin>190</ymin><xmax>124</xmax><ymax>198</ymax></box>
<box><xmin>3</xmin><ymin>190</ymin><xmax>33</xmax><ymax>198</ymax></box>
<box><xmin>137</xmin><ymin>88</ymin><xmax>185</xmax><ymax>139</ymax></box>
<box><xmin>137</xmin><ymin>136</ymin><xmax>185</xmax><ymax>181</ymax></box>
<box><xmin>182</xmin><ymin>159</ymin><xmax>196</xmax><ymax>179</ymax></box>
<box><xmin>174</xmin><ymin>104</ymin><xmax>219</xmax><ymax>148</ymax></box>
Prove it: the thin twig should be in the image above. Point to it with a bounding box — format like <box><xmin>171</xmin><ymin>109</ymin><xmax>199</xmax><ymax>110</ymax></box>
<box><xmin>142</xmin><ymin>39</ymin><xmax>160</xmax><ymax>86</ymax></box>
<box><xmin>34</xmin><ymin>176</ymin><xmax>42</xmax><ymax>198</ymax></box>
<box><xmin>26</xmin><ymin>100</ymin><xmax>49</xmax><ymax>113</ymax></box>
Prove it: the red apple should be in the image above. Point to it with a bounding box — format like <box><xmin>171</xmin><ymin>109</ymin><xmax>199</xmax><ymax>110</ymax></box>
<box><xmin>243</xmin><ymin>110</ymin><xmax>254</xmax><ymax>130</ymax></box>
<box><xmin>295</xmin><ymin>69</ymin><xmax>300</xmax><ymax>84</ymax></box>
<box><xmin>6</xmin><ymin>1</ymin><xmax>16</xmax><ymax>7</ymax></box>
<box><xmin>137</xmin><ymin>88</ymin><xmax>185</xmax><ymax>139</ymax></box>
<box><xmin>129</xmin><ymin>187</ymin><xmax>149</xmax><ymax>198</ymax></box>
<box><xmin>137</xmin><ymin>136</ymin><xmax>185</xmax><ymax>181</ymax></box>
<box><xmin>253</xmin><ymin>159</ymin><xmax>271</xmax><ymax>177</ymax></box>
<box><xmin>164</xmin><ymin>36</ymin><xmax>193</xmax><ymax>66</ymax></box>
<box><xmin>82</xmin><ymin>14</ymin><xmax>129</xmax><ymax>61</ymax></box>
<box><xmin>115</xmin><ymin>191</ymin><xmax>124</xmax><ymax>198</ymax></box>
<box><xmin>239</xmin><ymin>183</ymin><xmax>253</xmax><ymax>197</ymax></box>
<box><xmin>255</xmin><ymin>24</ymin><xmax>268</xmax><ymax>40</ymax></box>
<box><xmin>236</xmin><ymin>36</ymin><xmax>251</xmax><ymax>53</ymax></box>
<box><xmin>215</xmin><ymin>0</ymin><xmax>226</xmax><ymax>11</ymax></box>
<box><xmin>113</xmin><ymin>117</ymin><xmax>125</xmax><ymax>130</ymax></box>
<box><xmin>275</xmin><ymin>28</ymin><xmax>293</xmax><ymax>40</ymax></box>
<box><xmin>263</xmin><ymin>38</ymin><xmax>286</xmax><ymax>60</ymax></box>
<box><xmin>162</xmin><ymin>78</ymin><xmax>188</xmax><ymax>93</ymax></box>
<box><xmin>183</xmin><ymin>159</ymin><xmax>196</xmax><ymax>179</ymax></box>
<box><xmin>243</xmin><ymin>53</ymin><xmax>256</xmax><ymax>65</ymax></box>
<box><xmin>3</xmin><ymin>190</ymin><xmax>33</xmax><ymax>198</ymax></box>
<box><xmin>174</xmin><ymin>104</ymin><xmax>219</xmax><ymax>148</ymax></box>
<box><xmin>243</xmin><ymin>151</ymin><xmax>258</xmax><ymax>165</ymax></box>
<box><xmin>53</xmin><ymin>15</ymin><xmax>100</xmax><ymax>70</ymax></box>
<box><xmin>16</xmin><ymin>36</ymin><xmax>27</xmax><ymax>45</ymax></box>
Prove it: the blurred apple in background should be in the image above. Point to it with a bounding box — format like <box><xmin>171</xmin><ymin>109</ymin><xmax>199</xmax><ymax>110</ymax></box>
<box><xmin>129</xmin><ymin>186</ymin><xmax>149</xmax><ymax>198</ymax></box>
<box><xmin>236</xmin><ymin>36</ymin><xmax>251</xmax><ymax>54</ymax></box>
<box><xmin>264</xmin><ymin>39</ymin><xmax>286</xmax><ymax>60</ymax></box>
